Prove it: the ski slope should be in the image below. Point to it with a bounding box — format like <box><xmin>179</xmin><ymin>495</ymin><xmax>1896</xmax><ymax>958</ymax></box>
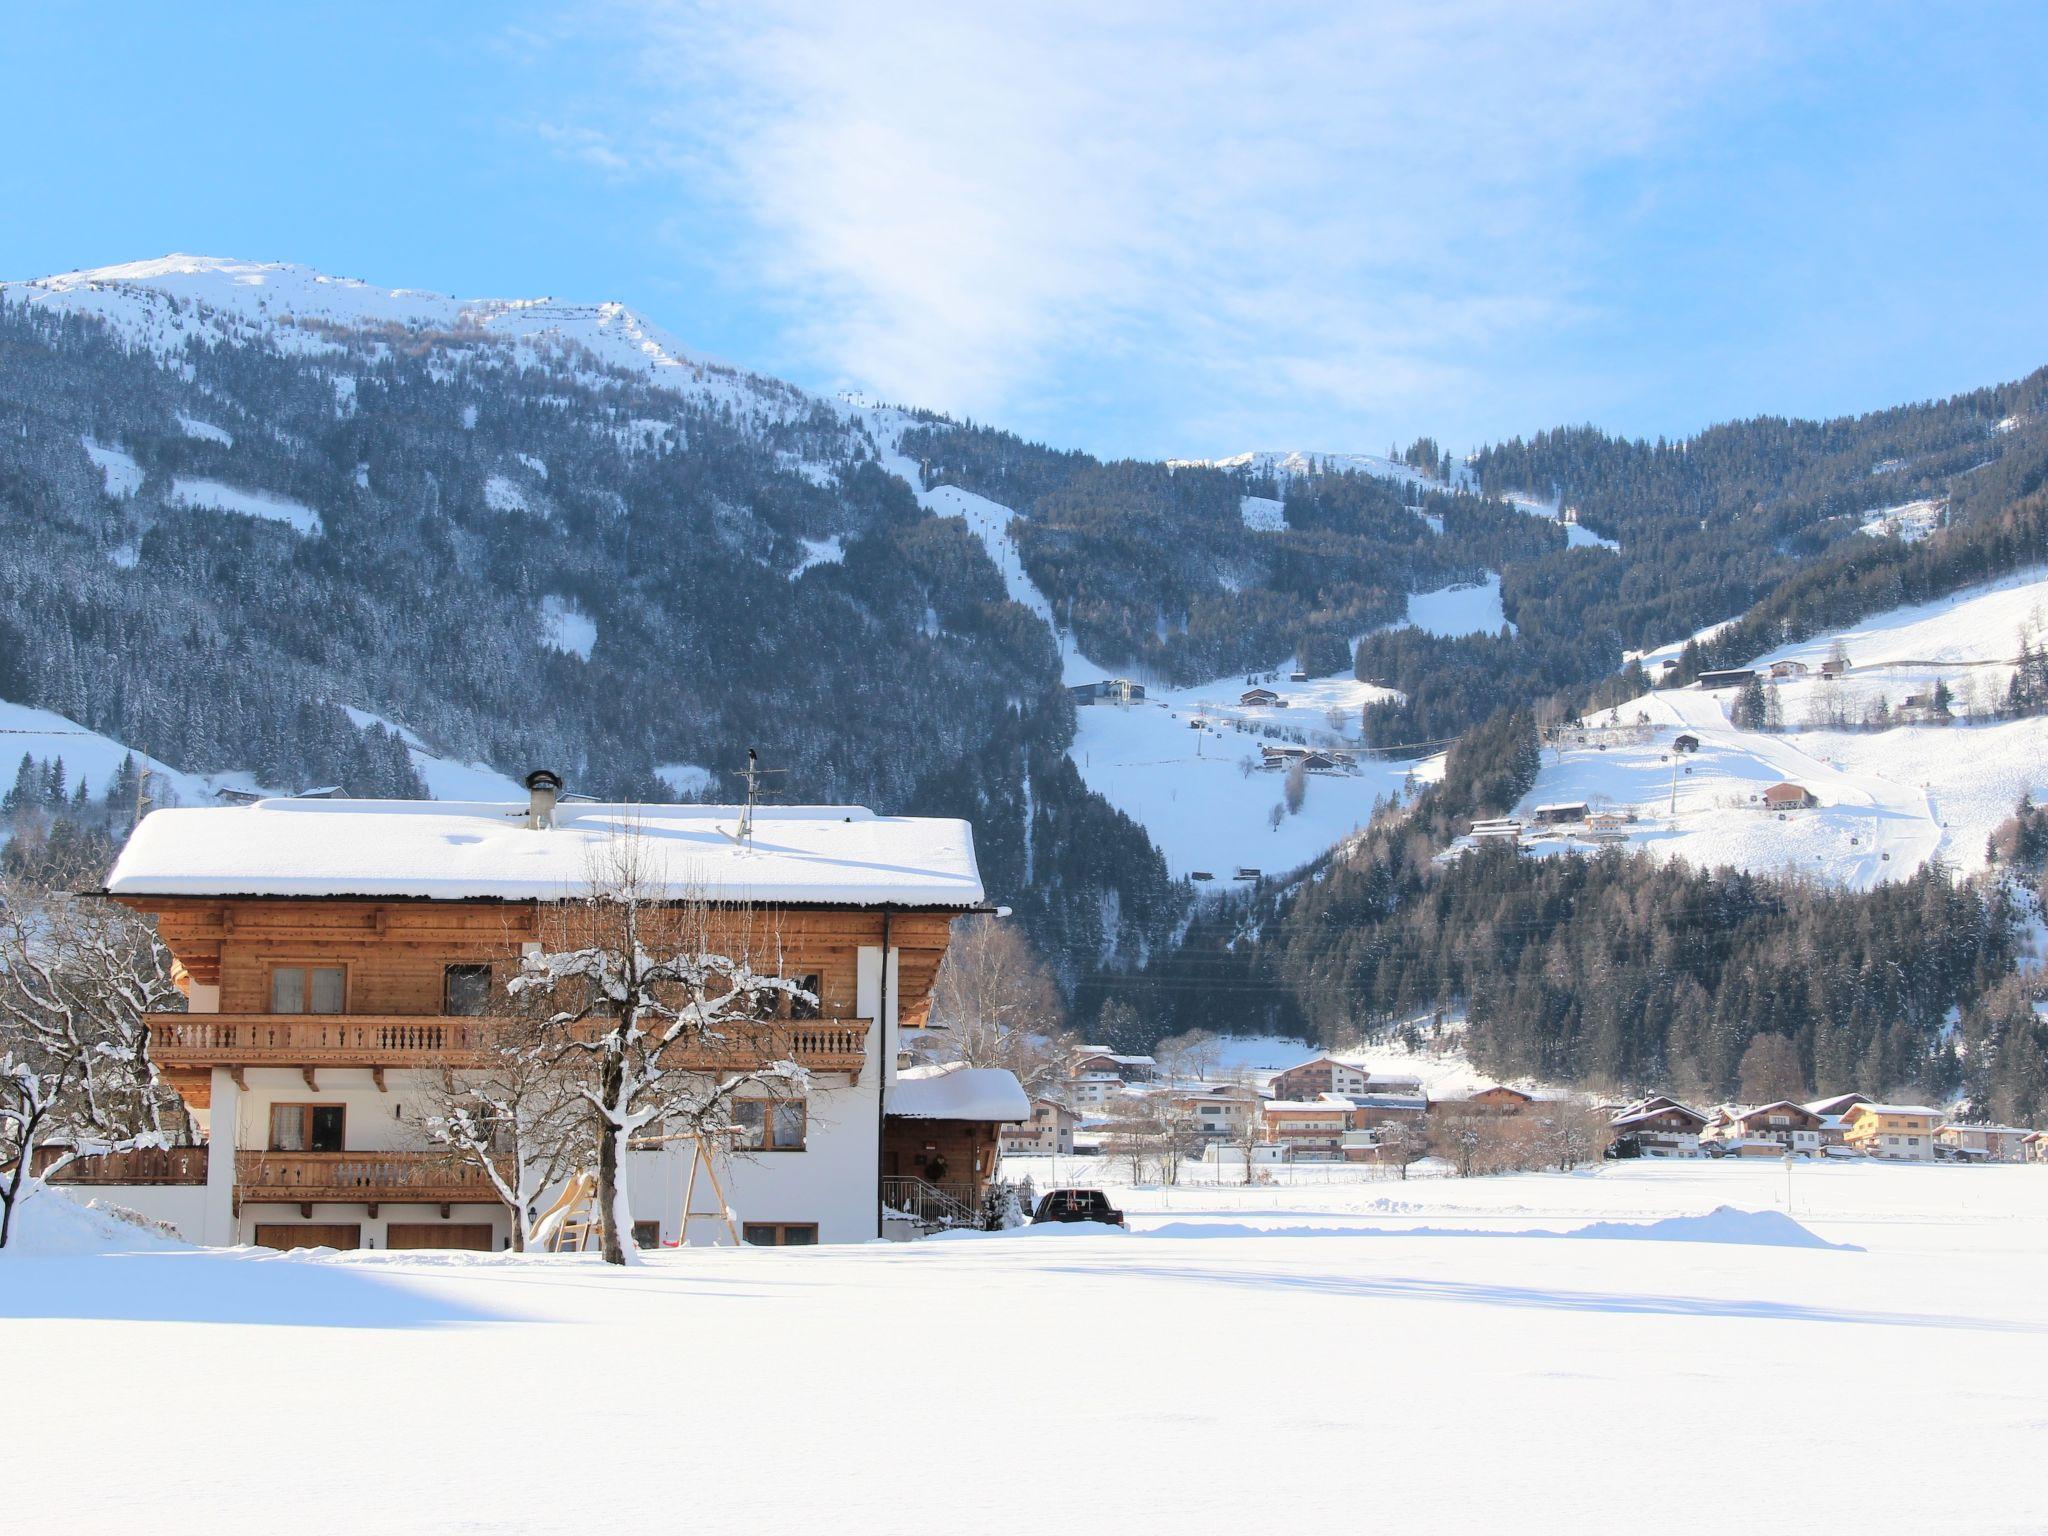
<box><xmin>1502</xmin><ymin>568</ymin><xmax>2048</xmax><ymax>886</ymax></box>
<box><xmin>861</xmin><ymin>410</ymin><xmax>1421</xmax><ymax>881</ymax></box>
<box><xmin>0</xmin><ymin>700</ymin><xmax>263</xmax><ymax>809</ymax></box>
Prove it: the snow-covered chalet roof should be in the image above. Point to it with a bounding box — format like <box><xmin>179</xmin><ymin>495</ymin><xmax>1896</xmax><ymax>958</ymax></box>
<box><xmin>105</xmin><ymin>798</ymin><xmax>984</xmax><ymax>908</ymax></box>
<box><xmin>889</xmin><ymin>1064</ymin><xmax>1030</xmax><ymax>1122</ymax></box>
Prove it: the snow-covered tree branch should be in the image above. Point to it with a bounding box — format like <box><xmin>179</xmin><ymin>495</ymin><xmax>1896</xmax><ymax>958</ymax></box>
<box><xmin>505</xmin><ymin>836</ymin><xmax>813</xmax><ymax>1264</ymax></box>
<box><xmin>0</xmin><ymin>872</ymin><xmax>188</xmax><ymax>1247</ymax></box>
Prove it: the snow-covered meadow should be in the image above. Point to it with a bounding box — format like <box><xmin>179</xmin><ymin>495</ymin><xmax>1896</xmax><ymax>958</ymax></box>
<box><xmin>1503</xmin><ymin>567</ymin><xmax>2048</xmax><ymax>887</ymax></box>
<box><xmin>7</xmin><ymin>1159</ymin><xmax>2046</xmax><ymax>1535</ymax></box>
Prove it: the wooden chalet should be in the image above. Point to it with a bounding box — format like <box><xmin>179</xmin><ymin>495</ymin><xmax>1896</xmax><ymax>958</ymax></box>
<box><xmin>72</xmin><ymin>777</ymin><xmax>1010</xmax><ymax>1249</ymax></box>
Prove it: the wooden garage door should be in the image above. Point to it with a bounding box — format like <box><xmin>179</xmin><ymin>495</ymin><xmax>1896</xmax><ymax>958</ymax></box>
<box><xmin>253</xmin><ymin>1223</ymin><xmax>361</xmax><ymax>1251</ymax></box>
<box><xmin>385</xmin><ymin>1223</ymin><xmax>496</xmax><ymax>1251</ymax></box>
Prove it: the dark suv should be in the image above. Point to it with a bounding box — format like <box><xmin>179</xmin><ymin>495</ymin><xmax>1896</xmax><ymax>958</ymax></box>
<box><xmin>1031</xmin><ymin>1189</ymin><xmax>1127</xmax><ymax>1227</ymax></box>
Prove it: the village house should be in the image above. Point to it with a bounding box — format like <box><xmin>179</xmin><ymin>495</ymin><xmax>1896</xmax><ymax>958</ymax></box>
<box><xmin>1268</xmin><ymin>1055</ymin><xmax>1373</xmax><ymax>1100</ymax></box>
<box><xmin>1461</xmin><ymin>1085</ymin><xmax>1536</xmax><ymax>1114</ymax></box>
<box><xmin>57</xmin><ymin>780</ymin><xmax>1010</xmax><ymax>1249</ymax></box>
<box><xmin>1000</xmin><ymin>1097</ymin><xmax>1080</xmax><ymax>1157</ymax></box>
<box><xmin>1842</xmin><ymin>1103</ymin><xmax>1943</xmax><ymax>1160</ymax></box>
<box><xmin>2024</xmin><ymin>1131</ymin><xmax>2048</xmax><ymax>1164</ymax></box>
<box><xmin>1239</xmin><ymin>687</ymin><xmax>1281</xmax><ymax>707</ymax></box>
<box><xmin>1071</xmin><ymin>1048</ymin><xmax>1157</xmax><ymax>1083</ymax></box>
<box><xmin>1764</xmin><ymin>782</ymin><xmax>1816</xmax><ymax>810</ymax></box>
<box><xmin>1067</xmin><ymin>679</ymin><xmax>1146</xmax><ymax>706</ymax></box>
<box><xmin>1343</xmin><ymin>1092</ymin><xmax>1429</xmax><ymax>1131</ymax></box>
<box><xmin>1165</xmin><ymin>1086</ymin><xmax>1261</xmax><ymax>1141</ymax></box>
<box><xmin>1718</xmin><ymin>1101</ymin><xmax>1826</xmax><ymax>1155</ymax></box>
<box><xmin>1259</xmin><ymin>1096</ymin><xmax>1353</xmax><ymax>1159</ymax></box>
<box><xmin>1608</xmin><ymin>1096</ymin><xmax>1708</xmax><ymax>1156</ymax></box>
<box><xmin>1934</xmin><ymin>1124</ymin><xmax>2034</xmax><ymax>1163</ymax></box>
<box><xmin>1530</xmin><ymin>803</ymin><xmax>1589</xmax><ymax>826</ymax></box>
<box><xmin>1770</xmin><ymin>660</ymin><xmax>1809</xmax><ymax>679</ymax></box>
<box><xmin>1067</xmin><ymin>1070</ymin><xmax>1127</xmax><ymax>1112</ymax></box>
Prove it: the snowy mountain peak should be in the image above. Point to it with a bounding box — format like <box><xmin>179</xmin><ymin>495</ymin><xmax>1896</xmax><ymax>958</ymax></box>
<box><xmin>2</xmin><ymin>253</ymin><xmax>766</xmax><ymax>405</ymax></box>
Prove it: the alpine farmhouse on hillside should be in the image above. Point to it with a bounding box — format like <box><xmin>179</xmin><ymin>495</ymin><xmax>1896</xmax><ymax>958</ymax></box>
<box><xmin>60</xmin><ymin>777</ymin><xmax>1024</xmax><ymax>1250</ymax></box>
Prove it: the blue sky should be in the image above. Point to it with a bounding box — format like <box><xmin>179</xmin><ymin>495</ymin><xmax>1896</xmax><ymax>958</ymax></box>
<box><xmin>5</xmin><ymin>2</ymin><xmax>2046</xmax><ymax>460</ymax></box>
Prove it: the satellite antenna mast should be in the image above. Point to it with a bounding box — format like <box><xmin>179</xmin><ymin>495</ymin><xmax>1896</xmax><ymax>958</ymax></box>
<box><xmin>718</xmin><ymin>748</ymin><xmax>785</xmax><ymax>851</ymax></box>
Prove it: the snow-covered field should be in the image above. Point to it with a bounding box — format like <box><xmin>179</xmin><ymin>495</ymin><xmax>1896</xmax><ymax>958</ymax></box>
<box><xmin>1403</xmin><ymin>572</ymin><xmax>1512</xmax><ymax>637</ymax></box>
<box><xmin>0</xmin><ymin>699</ymin><xmax>265</xmax><ymax>808</ymax></box>
<box><xmin>8</xmin><ymin>1159</ymin><xmax>2047</xmax><ymax>1535</ymax></box>
<box><xmin>1507</xmin><ymin>569</ymin><xmax>2048</xmax><ymax>886</ymax></box>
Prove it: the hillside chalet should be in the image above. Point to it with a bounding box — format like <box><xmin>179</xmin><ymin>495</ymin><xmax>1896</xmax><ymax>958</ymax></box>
<box><xmin>1608</xmin><ymin>1096</ymin><xmax>1708</xmax><ymax>1156</ymax></box>
<box><xmin>66</xmin><ymin>779</ymin><xmax>1010</xmax><ymax>1249</ymax></box>
<box><xmin>1764</xmin><ymin>782</ymin><xmax>1817</xmax><ymax>810</ymax></box>
<box><xmin>1696</xmin><ymin>668</ymin><xmax>1757</xmax><ymax>690</ymax></box>
<box><xmin>1239</xmin><ymin>687</ymin><xmax>1282</xmax><ymax>707</ymax></box>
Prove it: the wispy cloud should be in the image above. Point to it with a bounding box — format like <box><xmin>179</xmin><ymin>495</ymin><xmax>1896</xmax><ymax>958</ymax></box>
<box><xmin>547</xmin><ymin>1</ymin><xmax>1799</xmax><ymax>453</ymax></box>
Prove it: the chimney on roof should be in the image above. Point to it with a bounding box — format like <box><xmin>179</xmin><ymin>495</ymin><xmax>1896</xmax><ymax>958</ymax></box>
<box><xmin>523</xmin><ymin>768</ymin><xmax>564</xmax><ymax>829</ymax></box>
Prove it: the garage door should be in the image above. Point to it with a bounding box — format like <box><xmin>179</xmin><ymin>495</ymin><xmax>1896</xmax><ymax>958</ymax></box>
<box><xmin>385</xmin><ymin>1223</ymin><xmax>496</xmax><ymax>1251</ymax></box>
<box><xmin>253</xmin><ymin>1223</ymin><xmax>361</xmax><ymax>1251</ymax></box>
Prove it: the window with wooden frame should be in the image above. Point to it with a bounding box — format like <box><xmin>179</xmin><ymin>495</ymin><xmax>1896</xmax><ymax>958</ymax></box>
<box><xmin>269</xmin><ymin>1103</ymin><xmax>345</xmax><ymax>1152</ymax></box>
<box><xmin>442</xmin><ymin>963</ymin><xmax>494</xmax><ymax>1016</ymax></box>
<box><xmin>632</xmin><ymin>1221</ymin><xmax>662</xmax><ymax>1250</ymax></box>
<box><xmin>269</xmin><ymin>964</ymin><xmax>346</xmax><ymax>1015</ymax></box>
<box><xmin>742</xmin><ymin>1222</ymin><xmax>818</xmax><ymax>1246</ymax></box>
<box><xmin>733</xmin><ymin>1097</ymin><xmax>806</xmax><ymax>1151</ymax></box>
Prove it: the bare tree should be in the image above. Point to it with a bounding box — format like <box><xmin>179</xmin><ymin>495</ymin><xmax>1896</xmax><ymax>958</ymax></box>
<box><xmin>1368</xmin><ymin>1117</ymin><xmax>1430</xmax><ymax>1180</ymax></box>
<box><xmin>0</xmin><ymin>875</ymin><xmax>188</xmax><ymax>1246</ymax></box>
<box><xmin>509</xmin><ymin>837</ymin><xmax>812</xmax><ymax>1264</ymax></box>
<box><xmin>421</xmin><ymin>1007</ymin><xmax>593</xmax><ymax>1252</ymax></box>
<box><xmin>1536</xmin><ymin>1101</ymin><xmax>1609</xmax><ymax>1172</ymax></box>
<box><xmin>1224</xmin><ymin>1077</ymin><xmax>1268</xmax><ymax>1185</ymax></box>
<box><xmin>926</xmin><ymin>915</ymin><xmax>1070</xmax><ymax>1094</ymax></box>
<box><xmin>1284</xmin><ymin>758</ymin><xmax>1308</xmax><ymax>815</ymax></box>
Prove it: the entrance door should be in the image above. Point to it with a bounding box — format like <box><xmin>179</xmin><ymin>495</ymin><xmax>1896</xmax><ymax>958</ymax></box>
<box><xmin>385</xmin><ymin>1223</ymin><xmax>495</xmax><ymax>1251</ymax></box>
<box><xmin>253</xmin><ymin>1223</ymin><xmax>361</xmax><ymax>1251</ymax></box>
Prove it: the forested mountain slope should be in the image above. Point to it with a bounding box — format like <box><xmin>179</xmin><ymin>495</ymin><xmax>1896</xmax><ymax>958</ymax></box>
<box><xmin>7</xmin><ymin>255</ymin><xmax>2048</xmax><ymax>1107</ymax></box>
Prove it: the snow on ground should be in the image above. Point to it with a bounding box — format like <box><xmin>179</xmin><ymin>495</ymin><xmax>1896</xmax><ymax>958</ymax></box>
<box><xmin>1194</xmin><ymin>1033</ymin><xmax>1520</xmax><ymax>1099</ymax></box>
<box><xmin>856</xmin><ymin>410</ymin><xmax>1426</xmax><ymax>883</ymax></box>
<box><xmin>483</xmin><ymin>473</ymin><xmax>529</xmax><ymax>514</ymax></box>
<box><xmin>1624</xmin><ymin>614</ymin><xmax>1741</xmax><ymax>673</ymax></box>
<box><xmin>789</xmin><ymin>535</ymin><xmax>845</xmax><ymax>578</ymax></box>
<box><xmin>656</xmin><ymin>762</ymin><xmax>715</xmax><ymax>798</ymax></box>
<box><xmin>175</xmin><ymin>412</ymin><xmax>232</xmax><ymax>446</ymax></box>
<box><xmin>166</xmin><ymin>477</ymin><xmax>322</xmax><ymax>536</ymax></box>
<box><xmin>1508</xmin><ymin>568</ymin><xmax>2048</xmax><ymax>886</ymax></box>
<box><xmin>339</xmin><ymin>707</ymin><xmax>525</xmax><ymax>802</ymax></box>
<box><xmin>1401</xmin><ymin>572</ymin><xmax>1512</xmax><ymax>637</ymax></box>
<box><xmin>1173</xmin><ymin>446</ymin><xmax>1478</xmax><ymax>496</ymax></box>
<box><xmin>517</xmin><ymin>452</ymin><xmax>547</xmax><ymax>479</ymax></box>
<box><xmin>9</xmin><ymin>1160</ymin><xmax>2048</xmax><ymax>1535</ymax></box>
<box><xmin>537</xmin><ymin>594</ymin><xmax>595</xmax><ymax>660</ymax></box>
<box><xmin>1495</xmin><ymin>486</ymin><xmax>1621</xmax><ymax>550</ymax></box>
<box><xmin>1238</xmin><ymin>493</ymin><xmax>1286</xmax><ymax>531</ymax></box>
<box><xmin>80</xmin><ymin>436</ymin><xmax>143</xmax><ymax>497</ymax></box>
<box><xmin>0</xmin><ymin>698</ymin><xmax>260</xmax><ymax>809</ymax></box>
<box><xmin>1067</xmin><ymin>675</ymin><xmax>1413</xmax><ymax>882</ymax></box>
<box><xmin>1859</xmin><ymin>497</ymin><xmax>1945</xmax><ymax>542</ymax></box>
<box><xmin>1</xmin><ymin>256</ymin><xmax>802</xmax><ymax>423</ymax></box>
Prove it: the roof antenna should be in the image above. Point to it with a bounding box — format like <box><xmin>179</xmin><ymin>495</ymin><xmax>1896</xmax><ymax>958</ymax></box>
<box><xmin>718</xmin><ymin>748</ymin><xmax>786</xmax><ymax>850</ymax></box>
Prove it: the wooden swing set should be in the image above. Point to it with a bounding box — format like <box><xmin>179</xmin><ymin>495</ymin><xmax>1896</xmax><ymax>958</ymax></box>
<box><xmin>531</xmin><ymin>1131</ymin><xmax>742</xmax><ymax>1252</ymax></box>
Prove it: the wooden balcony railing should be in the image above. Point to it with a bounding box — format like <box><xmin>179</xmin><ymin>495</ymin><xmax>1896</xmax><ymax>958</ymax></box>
<box><xmin>34</xmin><ymin>1145</ymin><xmax>209</xmax><ymax>1185</ymax></box>
<box><xmin>234</xmin><ymin>1150</ymin><xmax>504</xmax><ymax>1209</ymax></box>
<box><xmin>150</xmin><ymin>1015</ymin><xmax>495</xmax><ymax>1069</ymax></box>
<box><xmin>148</xmin><ymin>1014</ymin><xmax>871</xmax><ymax>1076</ymax></box>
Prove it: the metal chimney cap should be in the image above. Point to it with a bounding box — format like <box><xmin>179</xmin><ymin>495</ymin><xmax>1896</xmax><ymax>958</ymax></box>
<box><xmin>523</xmin><ymin>769</ymin><xmax>565</xmax><ymax>793</ymax></box>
